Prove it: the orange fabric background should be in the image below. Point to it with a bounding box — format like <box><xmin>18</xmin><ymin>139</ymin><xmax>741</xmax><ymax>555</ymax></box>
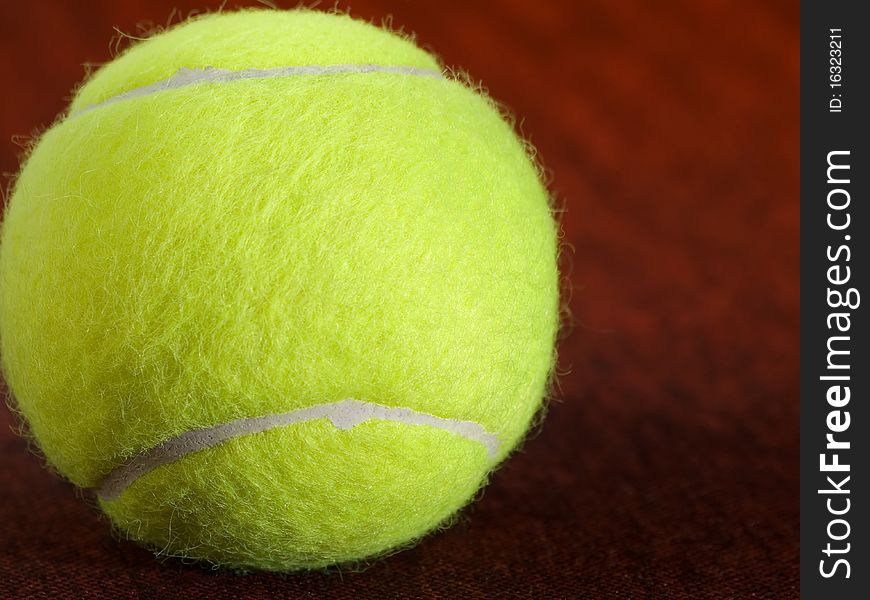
<box><xmin>0</xmin><ymin>1</ymin><xmax>799</xmax><ymax>597</ymax></box>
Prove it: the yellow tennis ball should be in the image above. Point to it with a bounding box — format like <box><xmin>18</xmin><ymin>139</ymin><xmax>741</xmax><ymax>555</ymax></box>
<box><xmin>0</xmin><ymin>9</ymin><xmax>558</xmax><ymax>570</ymax></box>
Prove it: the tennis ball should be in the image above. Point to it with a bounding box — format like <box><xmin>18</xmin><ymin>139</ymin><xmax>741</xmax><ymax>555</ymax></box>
<box><xmin>0</xmin><ymin>9</ymin><xmax>558</xmax><ymax>571</ymax></box>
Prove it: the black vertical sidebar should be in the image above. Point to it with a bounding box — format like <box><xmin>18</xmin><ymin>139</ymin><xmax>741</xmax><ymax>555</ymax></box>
<box><xmin>801</xmin><ymin>1</ymin><xmax>869</xmax><ymax>597</ymax></box>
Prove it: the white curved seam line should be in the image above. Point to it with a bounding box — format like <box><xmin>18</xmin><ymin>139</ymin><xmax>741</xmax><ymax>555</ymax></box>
<box><xmin>71</xmin><ymin>65</ymin><xmax>445</xmax><ymax>118</ymax></box>
<box><xmin>96</xmin><ymin>399</ymin><xmax>499</xmax><ymax>501</ymax></box>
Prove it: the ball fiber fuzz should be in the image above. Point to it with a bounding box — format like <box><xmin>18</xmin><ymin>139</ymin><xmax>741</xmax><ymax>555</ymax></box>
<box><xmin>0</xmin><ymin>9</ymin><xmax>559</xmax><ymax>571</ymax></box>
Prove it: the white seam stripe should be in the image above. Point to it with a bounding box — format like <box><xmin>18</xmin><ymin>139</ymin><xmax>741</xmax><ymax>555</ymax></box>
<box><xmin>96</xmin><ymin>399</ymin><xmax>500</xmax><ymax>501</ymax></box>
<box><xmin>71</xmin><ymin>65</ymin><xmax>444</xmax><ymax>117</ymax></box>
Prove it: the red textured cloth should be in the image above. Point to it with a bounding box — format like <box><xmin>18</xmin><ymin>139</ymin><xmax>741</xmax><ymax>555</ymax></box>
<box><xmin>0</xmin><ymin>1</ymin><xmax>799</xmax><ymax>597</ymax></box>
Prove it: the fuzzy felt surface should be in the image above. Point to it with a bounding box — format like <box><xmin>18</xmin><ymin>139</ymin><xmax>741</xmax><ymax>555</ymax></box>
<box><xmin>102</xmin><ymin>421</ymin><xmax>491</xmax><ymax>570</ymax></box>
<box><xmin>0</xmin><ymin>9</ymin><xmax>558</xmax><ymax>570</ymax></box>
